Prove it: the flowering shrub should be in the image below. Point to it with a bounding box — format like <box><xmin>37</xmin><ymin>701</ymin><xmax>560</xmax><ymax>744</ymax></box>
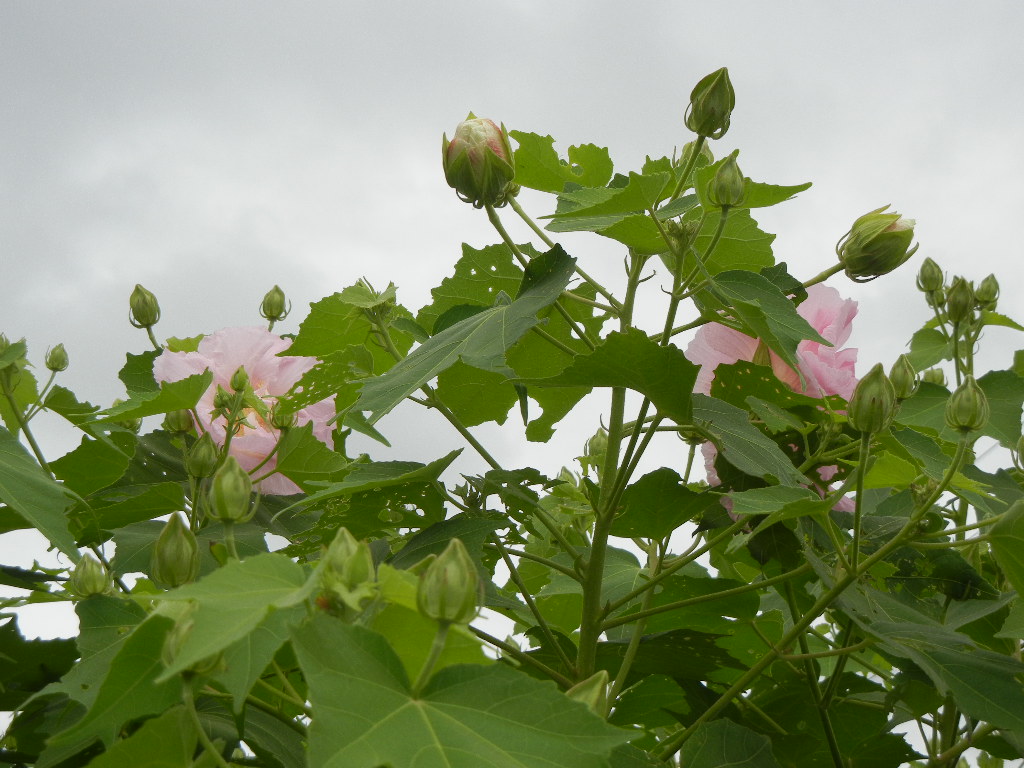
<box><xmin>3</xmin><ymin>68</ymin><xmax>1024</xmax><ymax>768</ymax></box>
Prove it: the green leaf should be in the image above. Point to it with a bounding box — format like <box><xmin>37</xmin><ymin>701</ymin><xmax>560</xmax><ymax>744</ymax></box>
<box><xmin>338</xmin><ymin>280</ymin><xmax>397</xmax><ymax>308</ymax></box>
<box><xmin>388</xmin><ymin>513</ymin><xmax>504</xmax><ymax>571</ymax></box>
<box><xmin>690</xmin><ymin>208</ymin><xmax>776</xmax><ymax>275</ymax></box>
<box><xmin>436</xmin><ymin>361</ymin><xmax>517</xmax><ymax>427</ymax></box>
<box><xmin>0</xmin><ymin>616</ymin><xmax>78</xmax><ymax>710</ymax></box>
<box><xmin>101</xmin><ymin>371</ymin><xmax>212</xmax><ymax>422</ymax></box>
<box><xmin>118</xmin><ymin>351</ymin><xmax>160</xmax><ymax>397</ymax></box>
<box><xmin>709</xmin><ymin>270</ymin><xmax>829</xmax><ymax>378</ymax></box>
<box><xmin>981</xmin><ymin>310</ymin><xmax>1024</xmax><ymax>332</ymax></box>
<box><xmin>81</xmin><ymin>705</ymin><xmax>197</xmax><ymax>768</ymax></box>
<box><xmin>991</xmin><ymin>501</ymin><xmax>1024</xmax><ymax>596</ymax></box>
<box><xmin>0</xmin><ymin>425</ymin><xmax>78</xmax><ymax>556</ymax></box>
<box><xmin>509</xmin><ymin>131</ymin><xmax>614</xmax><ymax>193</ymax></box>
<box><xmin>548</xmin><ymin>171</ymin><xmax>670</xmax><ymax>219</ymax></box>
<box><xmin>273</xmin><ymin>422</ymin><xmax>349</xmax><ymax>489</ymax></box>
<box><xmin>69</xmin><ymin>482</ymin><xmax>186</xmax><ymax>545</ymax></box>
<box><xmin>677</xmin><ymin>718</ymin><xmax>782</xmax><ymax>768</ymax></box>
<box><xmin>608</xmin><ymin>674</ymin><xmax>689</xmax><ymax>728</ymax></box>
<box><xmin>523</xmin><ymin>329</ymin><xmax>697</xmax><ymax>425</ymax></box>
<box><xmin>292</xmin><ymin>614</ymin><xmax>630</xmax><ymax>767</ymax></box>
<box><xmin>978</xmin><ymin>369</ymin><xmax>1024</xmax><ymax>447</ymax></box>
<box><xmin>693</xmin><ymin>395</ymin><xmax>807</xmax><ymax>486</ymax></box>
<box><xmin>610</xmin><ymin>468</ymin><xmax>715</xmax><ymax>539</ymax></box>
<box><xmin>356</xmin><ymin>246</ymin><xmax>575</xmax><ymax>423</ymax></box>
<box><xmin>50</xmin><ymin>433</ymin><xmax>134</xmax><ymax>496</ymax></box>
<box><xmin>43</xmin><ymin>385</ymin><xmax>103</xmax><ymax>433</ymax></box>
<box><xmin>694</xmin><ymin>157</ymin><xmax>811</xmax><ymax>211</ymax></box>
<box><xmin>907</xmin><ymin>328</ymin><xmax>951</xmax><ymax>370</ymax></box>
<box><xmin>156</xmin><ymin>552</ymin><xmax>315</xmax><ymax>679</ymax></box>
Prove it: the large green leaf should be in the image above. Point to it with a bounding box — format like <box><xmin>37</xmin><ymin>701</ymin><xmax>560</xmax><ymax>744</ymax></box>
<box><xmin>991</xmin><ymin>500</ymin><xmax>1024</xmax><ymax>596</ymax></box>
<box><xmin>522</xmin><ymin>329</ymin><xmax>697</xmax><ymax>425</ymax></box>
<box><xmin>292</xmin><ymin>614</ymin><xmax>631</xmax><ymax>768</ymax></box>
<box><xmin>50</xmin><ymin>433</ymin><xmax>134</xmax><ymax>496</ymax></box>
<box><xmin>509</xmin><ymin>131</ymin><xmax>614</xmax><ymax>193</ymax></box>
<box><xmin>81</xmin><ymin>705</ymin><xmax>197</xmax><ymax>768</ymax></box>
<box><xmin>273</xmin><ymin>422</ymin><xmax>350</xmax><ymax>489</ymax></box>
<box><xmin>546</xmin><ymin>171</ymin><xmax>670</xmax><ymax>219</ymax></box>
<box><xmin>610</xmin><ymin>468</ymin><xmax>715</xmax><ymax>539</ymax></box>
<box><xmin>0</xmin><ymin>616</ymin><xmax>78</xmax><ymax>711</ymax></box>
<box><xmin>356</xmin><ymin>246</ymin><xmax>575</xmax><ymax>423</ymax></box>
<box><xmin>68</xmin><ymin>482</ymin><xmax>186</xmax><ymax>545</ymax></box>
<box><xmin>0</xmin><ymin>425</ymin><xmax>78</xmax><ymax>556</ymax></box>
<box><xmin>690</xmin><ymin>208</ymin><xmax>776</xmax><ymax>275</ymax></box>
<box><xmin>676</xmin><ymin>718</ymin><xmax>782</xmax><ymax>768</ymax></box>
<box><xmin>100</xmin><ymin>371</ymin><xmax>212</xmax><ymax>422</ymax></box>
<box><xmin>907</xmin><ymin>328</ymin><xmax>951</xmax><ymax>370</ymax></box>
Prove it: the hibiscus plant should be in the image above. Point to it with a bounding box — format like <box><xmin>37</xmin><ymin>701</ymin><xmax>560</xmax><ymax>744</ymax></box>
<box><xmin>3</xmin><ymin>68</ymin><xmax>1024</xmax><ymax>768</ymax></box>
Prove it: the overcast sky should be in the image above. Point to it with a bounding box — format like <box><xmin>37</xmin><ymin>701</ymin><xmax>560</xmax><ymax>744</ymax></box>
<box><xmin>3</xmin><ymin>2</ymin><xmax>1024</xmax><ymax>634</ymax></box>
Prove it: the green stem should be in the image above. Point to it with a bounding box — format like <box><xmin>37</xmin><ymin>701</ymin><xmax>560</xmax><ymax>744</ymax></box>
<box><xmin>183</xmin><ymin>683</ymin><xmax>231</xmax><ymax>768</ymax></box>
<box><xmin>470</xmin><ymin>626</ymin><xmax>574</xmax><ymax>688</ymax></box>
<box><xmin>606</xmin><ymin>543</ymin><xmax>660</xmax><ymax>712</ymax></box>
<box><xmin>780</xmin><ymin>637</ymin><xmax>874</xmax><ymax>661</ymax></box>
<box><xmin>1</xmin><ymin>375</ymin><xmax>53</xmax><ymax>476</ymax></box>
<box><xmin>222</xmin><ymin>521</ymin><xmax>240</xmax><ymax>560</ymax></box>
<box><xmin>482</xmin><ymin>544</ymin><xmax>580</xmax><ymax>580</ymax></box>
<box><xmin>530</xmin><ymin>325</ymin><xmax>579</xmax><ymax>357</ymax></box>
<box><xmin>668</xmin><ymin>134</ymin><xmax>706</xmax><ymax>201</ymax></box>
<box><xmin>802</xmin><ymin>263</ymin><xmax>845</xmax><ymax>289</ymax></box>
<box><xmin>819</xmin><ymin>619</ymin><xmax>856</xmax><ymax>709</ymax></box>
<box><xmin>850</xmin><ymin>432</ymin><xmax>871</xmax><ymax>572</ymax></box>
<box><xmin>24</xmin><ymin>371</ymin><xmax>56</xmax><ymax>421</ymax></box>
<box><xmin>146</xmin><ymin>326</ymin><xmax>162</xmax><ymax>352</ymax></box>
<box><xmin>413</xmin><ymin>622</ymin><xmax>451</xmax><ymax>696</ymax></box>
<box><xmin>254</xmin><ymin>677</ymin><xmax>313</xmax><ymax>716</ymax></box>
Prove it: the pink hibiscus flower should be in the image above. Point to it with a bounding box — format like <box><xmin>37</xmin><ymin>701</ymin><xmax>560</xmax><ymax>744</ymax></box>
<box><xmin>154</xmin><ymin>326</ymin><xmax>335</xmax><ymax>495</ymax></box>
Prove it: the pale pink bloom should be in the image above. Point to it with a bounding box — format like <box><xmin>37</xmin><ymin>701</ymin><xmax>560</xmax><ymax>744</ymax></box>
<box><xmin>686</xmin><ymin>284</ymin><xmax>859</xmax><ymax>512</ymax></box>
<box><xmin>154</xmin><ymin>326</ymin><xmax>335</xmax><ymax>495</ymax></box>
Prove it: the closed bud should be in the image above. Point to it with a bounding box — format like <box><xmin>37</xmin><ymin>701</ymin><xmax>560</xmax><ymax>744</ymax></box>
<box><xmin>678</xmin><ymin>139</ymin><xmax>714</xmax><ymax>170</ymax></box>
<box><xmin>922</xmin><ymin>368</ymin><xmax>946</xmax><ymax>387</ymax></box>
<box><xmin>416</xmin><ymin>538</ymin><xmax>480</xmax><ymax>625</ymax></box>
<box><xmin>916</xmin><ymin>257</ymin><xmax>944</xmax><ymax>293</ymax></box>
<box><xmin>0</xmin><ymin>333</ymin><xmax>10</xmax><ymax>355</ymax></box>
<box><xmin>586</xmin><ymin>427</ymin><xmax>608</xmax><ymax>458</ymax></box>
<box><xmin>708</xmin><ymin>150</ymin><xmax>746</xmax><ymax>208</ymax></box>
<box><xmin>110</xmin><ymin>398</ymin><xmax>142</xmax><ymax>433</ymax></box>
<box><xmin>45</xmin><ymin>343</ymin><xmax>69</xmax><ymax>372</ymax></box>
<box><xmin>161</xmin><ymin>614</ymin><xmax>223</xmax><ymax>677</ymax></box>
<box><xmin>186</xmin><ymin>432</ymin><xmax>219</xmax><ymax>478</ymax></box>
<box><xmin>163</xmin><ymin>408</ymin><xmax>194</xmax><ymax>434</ymax></box>
<box><xmin>321</xmin><ymin>527</ymin><xmax>377</xmax><ymax>612</ymax></box>
<box><xmin>848</xmin><ymin>363</ymin><xmax>897</xmax><ymax>434</ymax></box>
<box><xmin>889</xmin><ymin>354</ymin><xmax>918</xmax><ymax>400</ymax></box>
<box><xmin>442</xmin><ymin>113</ymin><xmax>517</xmax><ymax>209</ymax></box>
<box><xmin>129</xmin><ymin>284</ymin><xmax>161</xmax><ymax>329</ymax></box>
<box><xmin>229</xmin><ymin>366</ymin><xmax>249</xmax><ymax>393</ymax></box>
<box><xmin>69</xmin><ymin>554</ymin><xmax>112</xmax><ymax>598</ymax></box>
<box><xmin>566</xmin><ymin>670</ymin><xmax>609</xmax><ymax>714</ymax></box>
<box><xmin>684</xmin><ymin>67</ymin><xmax>735</xmax><ymax>140</ymax></box>
<box><xmin>945</xmin><ymin>375</ymin><xmax>989</xmax><ymax>432</ymax></box>
<box><xmin>270</xmin><ymin>402</ymin><xmax>296</xmax><ymax>430</ymax></box>
<box><xmin>945</xmin><ymin>277</ymin><xmax>974</xmax><ymax>324</ymax></box>
<box><xmin>836</xmin><ymin>205</ymin><xmax>918</xmax><ymax>283</ymax></box>
<box><xmin>151</xmin><ymin>513</ymin><xmax>200</xmax><ymax>588</ymax></box>
<box><xmin>212</xmin><ymin>385</ymin><xmax>234</xmax><ymax>411</ymax></box>
<box><xmin>208</xmin><ymin>456</ymin><xmax>253</xmax><ymax>523</ymax></box>
<box><xmin>975</xmin><ymin>274</ymin><xmax>999</xmax><ymax>310</ymax></box>
<box><xmin>260</xmin><ymin>285</ymin><xmax>289</xmax><ymax>323</ymax></box>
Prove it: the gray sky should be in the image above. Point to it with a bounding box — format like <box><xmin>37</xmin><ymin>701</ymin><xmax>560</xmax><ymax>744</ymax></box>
<box><xmin>3</xmin><ymin>2</ymin><xmax>1024</xmax><ymax>632</ymax></box>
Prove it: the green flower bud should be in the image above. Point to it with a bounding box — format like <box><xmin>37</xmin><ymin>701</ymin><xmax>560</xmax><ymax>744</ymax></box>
<box><xmin>110</xmin><ymin>398</ymin><xmax>142</xmax><ymax>433</ymax></box>
<box><xmin>69</xmin><ymin>554</ymin><xmax>112</xmax><ymax>598</ymax></box>
<box><xmin>836</xmin><ymin>205</ymin><xmax>919</xmax><ymax>283</ymax></box>
<box><xmin>161</xmin><ymin>614</ymin><xmax>223</xmax><ymax>677</ymax></box>
<box><xmin>186</xmin><ymin>432</ymin><xmax>219</xmax><ymax>478</ymax></box>
<box><xmin>151</xmin><ymin>513</ymin><xmax>200</xmax><ymax>588</ymax></box>
<box><xmin>208</xmin><ymin>456</ymin><xmax>253</xmax><ymax>523</ymax></box>
<box><xmin>269</xmin><ymin>402</ymin><xmax>296</xmax><ymax>430</ymax></box>
<box><xmin>163</xmin><ymin>408</ymin><xmax>194</xmax><ymax>434</ymax></box>
<box><xmin>212</xmin><ymin>385</ymin><xmax>234</xmax><ymax>411</ymax></box>
<box><xmin>945</xmin><ymin>277</ymin><xmax>974</xmax><ymax>324</ymax></box>
<box><xmin>0</xmin><ymin>333</ymin><xmax>10</xmax><ymax>355</ymax></box>
<box><xmin>889</xmin><ymin>354</ymin><xmax>918</xmax><ymax>401</ymax></box>
<box><xmin>922</xmin><ymin>368</ymin><xmax>946</xmax><ymax>387</ymax></box>
<box><xmin>586</xmin><ymin>427</ymin><xmax>608</xmax><ymax>459</ymax></box>
<box><xmin>416</xmin><ymin>538</ymin><xmax>480</xmax><ymax>625</ymax></box>
<box><xmin>684</xmin><ymin>67</ymin><xmax>735</xmax><ymax>140</ymax></box>
<box><xmin>708</xmin><ymin>150</ymin><xmax>746</xmax><ymax>208</ymax></box>
<box><xmin>442</xmin><ymin>113</ymin><xmax>518</xmax><ymax>209</ymax></box>
<box><xmin>321</xmin><ymin>528</ymin><xmax>377</xmax><ymax>612</ymax></box>
<box><xmin>229</xmin><ymin>366</ymin><xmax>249</xmax><ymax>393</ymax></box>
<box><xmin>129</xmin><ymin>284</ymin><xmax>161</xmax><ymax>329</ymax></box>
<box><xmin>259</xmin><ymin>285</ymin><xmax>290</xmax><ymax>323</ymax></box>
<box><xmin>565</xmin><ymin>670</ymin><xmax>609</xmax><ymax>714</ymax></box>
<box><xmin>45</xmin><ymin>343</ymin><xmax>69</xmax><ymax>372</ymax></box>
<box><xmin>916</xmin><ymin>257</ymin><xmax>944</xmax><ymax>293</ymax></box>
<box><xmin>945</xmin><ymin>375</ymin><xmax>989</xmax><ymax>432</ymax></box>
<box><xmin>847</xmin><ymin>363</ymin><xmax>897</xmax><ymax>434</ymax></box>
<box><xmin>975</xmin><ymin>274</ymin><xmax>999</xmax><ymax>310</ymax></box>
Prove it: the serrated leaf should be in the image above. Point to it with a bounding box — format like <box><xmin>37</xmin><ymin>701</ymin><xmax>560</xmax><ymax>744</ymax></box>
<box><xmin>356</xmin><ymin>246</ymin><xmax>575</xmax><ymax>423</ymax></box>
<box><xmin>273</xmin><ymin>422</ymin><xmax>349</xmax><ymax>489</ymax></box>
<box><xmin>694</xmin><ymin>157</ymin><xmax>811</xmax><ymax>211</ymax></box>
<box><xmin>677</xmin><ymin>717</ymin><xmax>782</xmax><ymax>768</ymax></box>
<box><xmin>509</xmin><ymin>131</ymin><xmax>614</xmax><ymax>193</ymax></box>
<box><xmin>991</xmin><ymin>501</ymin><xmax>1024</xmax><ymax>596</ymax></box>
<box><xmin>117</xmin><ymin>350</ymin><xmax>160</xmax><ymax>398</ymax></box>
<box><xmin>522</xmin><ymin>329</ymin><xmax>697</xmax><ymax>425</ymax></box>
<box><xmin>338</xmin><ymin>281</ymin><xmax>397</xmax><ymax>308</ymax></box>
<box><xmin>50</xmin><ymin>433</ymin><xmax>134</xmax><ymax>496</ymax></box>
<box><xmin>548</xmin><ymin>171</ymin><xmax>670</xmax><ymax>220</ymax></box>
<box><xmin>610</xmin><ymin>468</ymin><xmax>714</xmax><ymax>539</ymax></box>
<box><xmin>101</xmin><ymin>371</ymin><xmax>212</xmax><ymax>422</ymax></box>
<box><xmin>292</xmin><ymin>614</ymin><xmax>631</xmax><ymax>768</ymax></box>
<box><xmin>69</xmin><ymin>482</ymin><xmax>186</xmax><ymax>545</ymax></box>
<box><xmin>81</xmin><ymin>705</ymin><xmax>197</xmax><ymax>768</ymax></box>
<box><xmin>0</xmin><ymin>425</ymin><xmax>78</xmax><ymax>556</ymax></box>
<box><xmin>908</xmin><ymin>328</ymin><xmax>951</xmax><ymax>370</ymax></box>
<box><xmin>981</xmin><ymin>310</ymin><xmax>1024</xmax><ymax>332</ymax></box>
<box><xmin>0</xmin><ymin>616</ymin><xmax>78</xmax><ymax>711</ymax></box>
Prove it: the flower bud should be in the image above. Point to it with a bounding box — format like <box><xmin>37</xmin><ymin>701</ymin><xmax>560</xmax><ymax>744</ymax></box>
<box><xmin>0</xmin><ymin>333</ymin><xmax>10</xmax><ymax>355</ymax></box>
<box><xmin>45</xmin><ymin>343</ymin><xmax>69</xmax><ymax>372</ymax></box>
<box><xmin>186</xmin><ymin>432</ymin><xmax>219</xmax><ymax>478</ymax></box>
<box><xmin>129</xmin><ymin>284</ymin><xmax>161</xmax><ymax>329</ymax></box>
<box><xmin>836</xmin><ymin>205</ymin><xmax>918</xmax><ymax>283</ymax></box>
<box><xmin>975</xmin><ymin>274</ymin><xmax>999</xmax><ymax>310</ymax></box>
<box><xmin>847</xmin><ymin>363</ymin><xmax>897</xmax><ymax>434</ymax></box>
<box><xmin>416</xmin><ymin>538</ymin><xmax>480</xmax><ymax>625</ymax></box>
<box><xmin>945</xmin><ymin>375</ymin><xmax>989</xmax><ymax>432</ymax></box>
<box><xmin>922</xmin><ymin>368</ymin><xmax>946</xmax><ymax>387</ymax></box>
<box><xmin>566</xmin><ymin>670</ymin><xmax>609</xmax><ymax>715</ymax></box>
<box><xmin>586</xmin><ymin>427</ymin><xmax>608</xmax><ymax>459</ymax></box>
<box><xmin>945</xmin><ymin>277</ymin><xmax>974</xmax><ymax>324</ymax></box>
<box><xmin>259</xmin><ymin>285</ymin><xmax>290</xmax><ymax>323</ymax></box>
<box><xmin>269</xmin><ymin>402</ymin><xmax>296</xmax><ymax>430</ymax></box>
<box><xmin>321</xmin><ymin>528</ymin><xmax>377</xmax><ymax>612</ymax></box>
<box><xmin>162</xmin><ymin>614</ymin><xmax>223</xmax><ymax>677</ymax></box>
<box><xmin>229</xmin><ymin>366</ymin><xmax>249</xmax><ymax>393</ymax></box>
<box><xmin>69</xmin><ymin>554</ymin><xmax>112</xmax><ymax>598</ymax></box>
<box><xmin>151</xmin><ymin>513</ymin><xmax>200</xmax><ymax>588</ymax></box>
<box><xmin>163</xmin><ymin>408</ymin><xmax>194</xmax><ymax>434</ymax></box>
<box><xmin>110</xmin><ymin>398</ymin><xmax>142</xmax><ymax>433</ymax></box>
<box><xmin>916</xmin><ymin>257</ymin><xmax>944</xmax><ymax>293</ymax></box>
<box><xmin>889</xmin><ymin>354</ymin><xmax>918</xmax><ymax>401</ymax></box>
<box><xmin>708</xmin><ymin>150</ymin><xmax>745</xmax><ymax>208</ymax></box>
<box><xmin>442</xmin><ymin>113</ymin><xmax>517</xmax><ymax>209</ymax></box>
<box><xmin>684</xmin><ymin>67</ymin><xmax>735</xmax><ymax>140</ymax></box>
<box><xmin>212</xmin><ymin>385</ymin><xmax>234</xmax><ymax>411</ymax></box>
<box><xmin>208</xmin><ymin>456</ymin><xmax>253</xmax><ymax>523</ymax></box>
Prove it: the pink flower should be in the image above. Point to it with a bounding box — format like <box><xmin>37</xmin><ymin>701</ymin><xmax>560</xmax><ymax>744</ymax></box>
<box><xmin>686</xmin><ymin>284</ymin><xmax>858</xmax><ymax>400</ymax></box>
<box><xmin>153</xmin><ymin>326</ymin><xmax>335</xmax><ymax>495</ymax></box>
